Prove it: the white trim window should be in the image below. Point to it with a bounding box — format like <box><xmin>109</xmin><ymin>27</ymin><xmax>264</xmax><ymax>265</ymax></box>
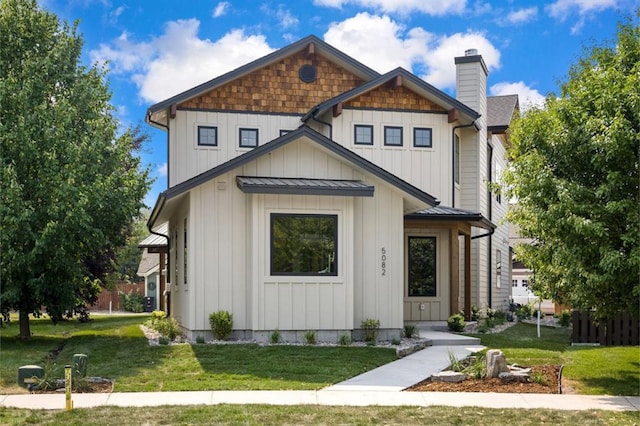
<box><xmin>384</xmin><ymin>126</ymin><xmax>403</xmax><ymax>146</ymax></box>
<box><xmin>198</xmin><ymin>126</ymin><xmax>218</xmax><ymax>146</ymax></box>
<box><xmin>354</xmin><ymin>124</ymin><xmax>373</xmax><ymax>145</ymax></box>
<box><xmin>239</xmin><ymin>128</ymin><xmax>258</xmax><ymax>148</ymax></box>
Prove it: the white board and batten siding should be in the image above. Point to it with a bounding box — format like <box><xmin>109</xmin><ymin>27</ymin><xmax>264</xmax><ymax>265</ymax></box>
<box><xmin>169</xmin><ymin>111</ymin><xmax>303</xmax><ymax>187</ymax></box>
<box><xmin>182</xmin><ymin>138</ymin><xmax>409</xmax><ymax>334</ymax></box>
<box><xmin>331</xmin><ymin>110</ymin><xmax>455</xmax><ymax>206</ymax></box>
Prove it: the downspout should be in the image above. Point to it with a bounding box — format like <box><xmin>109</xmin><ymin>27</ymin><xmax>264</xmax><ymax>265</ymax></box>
<box><xmin>451</xmin><ymin>121</ymin><xmax>476</xmax><ymax>208</ymax></box>
<box><xmin>303</xmin><ymin>106</ymin><xmax>333</xmax><ymax>140</ymax></box>
<box><xmin>310</xmin><ymin>114</ymin><xmax>333</xmax><ymax>140</ymax></box>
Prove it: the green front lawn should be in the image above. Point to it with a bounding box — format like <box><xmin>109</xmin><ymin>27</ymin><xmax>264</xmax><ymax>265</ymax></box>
<box><xmin>472</xmin><ymin>323</ymin><xmax>640</xmax><ymax>396</ymax></box>
<box><xmin>0</xmin><ymin>314</ymin><xmax>396</xmax><ymax>394</ymax></box>
<box><xmin>1</xmin><ymin>405</ymin><xmax>638</xmax><ymax>426</ymax></box>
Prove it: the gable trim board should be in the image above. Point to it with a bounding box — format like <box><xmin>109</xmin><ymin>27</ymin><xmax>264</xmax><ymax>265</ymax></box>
<box><xmin>148</xmin><ymin>125</ymin><xmax>439</xmax><ymax>230</ymax></box>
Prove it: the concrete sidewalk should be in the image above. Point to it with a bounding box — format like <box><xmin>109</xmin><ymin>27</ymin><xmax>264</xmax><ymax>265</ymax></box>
<box><xmin>1</xmin><ymin>390</ymin><xmax>638</xmax><ymax>411</ymax></box>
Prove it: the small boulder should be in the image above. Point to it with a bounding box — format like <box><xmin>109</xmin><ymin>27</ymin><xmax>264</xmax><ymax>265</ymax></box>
<box><xmin>431</xmin><ymin>371</ymin><xmax>467</xmax><ymax>383</ymax></box>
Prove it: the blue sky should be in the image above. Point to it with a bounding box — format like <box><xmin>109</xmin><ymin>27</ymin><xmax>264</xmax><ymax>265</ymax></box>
<box><xmin>41</xmin><ymin>0</ymin><xmax>637</xmax><ymax>207</ymax></box>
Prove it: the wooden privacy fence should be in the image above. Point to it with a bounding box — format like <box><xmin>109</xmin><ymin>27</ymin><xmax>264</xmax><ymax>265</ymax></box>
<box><xmin>92</xmin><ymin>282</ymin><xmax>144</xmax><ymax>312</ymax></box>
<box><xmin>572</xmin><ymin>311</ymin><xmax>639</xmax><ymax>346</ymax></box>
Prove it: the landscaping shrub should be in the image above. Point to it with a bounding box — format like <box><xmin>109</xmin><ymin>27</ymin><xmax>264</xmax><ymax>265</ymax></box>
<box><xmin>195</xmin><ymin>335</ymin><xmax>205</xmax><ymax>344</ymax></box>
<box><xmin>339</xmin><ymin>334</ymin><xmax>351</xmax><ymax>346</ymax></box>
<box><xmin>209</xmin><ymin>311</ymin><xmax>233</xmax><ymax>340</ymax></box>
<box><xmin>361</xmin><ymin>318</ymin><xmax>380</xmax><ymax>344</ymax></box>
<box><xmin>304</xmin><ymin>330</ymin><xmax>316</xmax><ymax>345</ymax></box>
<box><xmin>270</xmin><ymin>329</ymin><xmax>281</xmax><ymax>344</ymax></box>
<box><xmin>471</xmin><ymin>305</ymin><xmax>480</xmax><ymax>321</ymax></box>
<box><xmin>558</xmin><ymin>309</ymin><xmax>572</xmax><ymax>327</ymax></box>
<box><xmin>403</xmin><ymin>323</ymin><xmax>418</xmax><ymax>338</ymax></box>
<box><xmin>153</xmin><ymin>317</ymin><xmax>181</xmax><ymax>340</ymax></box>
<box><xmin>516</xmin><ymin>304</ymin><xmax>533</xmax><ymax>320</ymax></box>
<box><xmin>120</xmin><ymin>291</ymin><xmax>144</xmax><ymax>313</ymax></box>
<box><xmin>447</xmin><ymin>313</ymin><xmax>466</xmax><ymax>332</ymax></box>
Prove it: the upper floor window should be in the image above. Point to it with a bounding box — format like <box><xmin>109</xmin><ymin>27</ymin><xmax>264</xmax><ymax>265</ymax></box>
<box><xmin>239</xmin><ymin>128</ymin><xmax>258</xmax><ymax>148</ymax></box>
<box><xmin>512</xmin><ymin>279</ymin><xmax>518</xmax><ymax>287</ymax></box>
<box><xmin>413</xmin><ymin>128</ymin><xmax>432</xmax><ymax>148</ymax></box>
<box><xmin>271</xmin><ymin>213</ymin><xmax>337</xmax><ymax>276</ymax></box>
<box><xmin>198</xmin><ymin>126</ymin><xmax>218</xmax><ymax>146</ymax></box>
<box><xmin>384</xmin><ymin>126</ymin><xmax>403</xmax><ymax>146</ymax></box>
<box><xmin>354</xmin><ymin>125</ymin><xmax>373</xmax><ymax>145</ymax></box>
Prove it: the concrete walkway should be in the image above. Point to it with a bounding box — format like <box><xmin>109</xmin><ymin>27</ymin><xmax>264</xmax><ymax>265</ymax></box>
<box><xmin>2</xmin><ymin>328</ymin><xmax>638</xmax><ymax>412</ymax></box>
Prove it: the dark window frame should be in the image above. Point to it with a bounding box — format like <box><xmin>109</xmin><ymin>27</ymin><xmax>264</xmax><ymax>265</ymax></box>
<box><xmin>270</xmin><ymin>213</ymin><xmax>338</xmax><ymax>277</ymax></box>
<box><xmin>384</xmin><ymin>126</ymin><xmax>403</xmax><ymax>146</ymax></box>
<box><xmin>413</xmin><ymin>127</ymin><xmax>433</xmax><ymax>148</ymax></box>
<box><xmin>197</xmin><ymin>126</ymin><xmax>218</xmax><ymax>146</ymax></box>
<box><xmin>239</xmin><ymin>128</ymin><xmax>259</xmax><ymax>148</ymax></box>
<box><xmin>354</xmin><ymin>124</ymin><xmax>374</xmax><ymax>145</ymax></box>
<box><xmin>408</xmin><ymin>236</ymin><xmax>437</xmax><ymax>297</ymax></box>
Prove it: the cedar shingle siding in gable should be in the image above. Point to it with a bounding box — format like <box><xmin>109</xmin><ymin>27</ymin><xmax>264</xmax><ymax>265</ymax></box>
<box><xmin>345</xmin><ymin>85</ymin><xmax>447</xmax><ymax>112</ymax></box>
<box><xmin>178</xmin><ymin>51</ymin><xmax>366</xmax><ymax>114</ymax></box>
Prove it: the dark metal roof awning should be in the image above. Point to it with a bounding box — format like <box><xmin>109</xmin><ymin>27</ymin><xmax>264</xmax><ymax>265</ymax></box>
<box><xmin>139</xmin><ymin>222</ymin><xmax>168</xmax><ymax>250</ymax></box>
<box><xmin>405</xmin><ymin>206</ymin><xmax>495</xmax><ymax>230</ymax></box>
<box><xmin>236</xmin><ymin>176</ymin><xmax>375</xmax><ymax>197</ymax></box>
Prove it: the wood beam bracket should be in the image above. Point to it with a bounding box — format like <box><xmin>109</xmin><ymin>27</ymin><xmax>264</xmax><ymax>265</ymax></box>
<box><xmin>448</xmin><ymin>108</ymin><xmax>459</xmax><ymax>123</ymax></box>
<box><xmin>333</xmin><ymin>102</ymin><xmax>343</xmax><ymax>118</ymax></box>
<box><xmin>170</xmin><ymin>104</ymin><xmax>177</xmax><ymax>119</ymax></box>
<box><xmin>306</xmin><ymin>42</ymin><xmax>315</xmax><ymax>58</ymax></box>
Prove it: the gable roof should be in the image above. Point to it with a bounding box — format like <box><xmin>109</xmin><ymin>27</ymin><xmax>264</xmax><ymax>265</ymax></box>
<box><xmin>146</xmin><ymin>35</ymin><xmax>381</xmax><ymax>126</ymax></box>
<box><xmin>302</xmin><ymin>67</ymin><xmax>480</xmax><ymax>125</ymax></box>
<box><xmin>487</xmin><ymin>95</ymin><xmax>519</xmax><ymax>133</ymax></box>
<box><xmin>148</xmin><ymin>125</ymin><xmax>439</xmax><ymax>229</ymax></box>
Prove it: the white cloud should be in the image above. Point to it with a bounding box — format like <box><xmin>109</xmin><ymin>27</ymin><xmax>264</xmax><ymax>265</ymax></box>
<box><xmin>546</xmin><ymin>0</ymin><xmax>617</xmax><ymax>19</ymax></box>
<box><xmin>506</xmin><ymin>7</ymin><xmax>538</xmax><ymax>25</ymax></box>
<box><xmin>314</xmin><ymin>0</ymin><xmax>468</xmax><ymax>15</ymax></box>
<box><xmin>276</xmin><ymin>6</ymin><xmax>299</xmax><ymax>29</ymax></box>
<box><xmin>91</xmin><ymin>21</ymin><xmax>275</xmax><ymax>103</ymax></box>
<box><xmin>157</xmin><ymin>162</ymin><xmax>168</xmax><ymax>177</ymax></box>
<box><xmin>490</xmin><ymin>81</ymin><xmax>545</xmax><ymax>111</ymax></box>
<box><xmin>212</xmin><ymin>2</ymin><xmax>230</xmax><ymax>18</ymax></box>
<box><xmin>324</xmin><ymin>13</ymin><xmax>500</xmax><ymax>90</ymax></box>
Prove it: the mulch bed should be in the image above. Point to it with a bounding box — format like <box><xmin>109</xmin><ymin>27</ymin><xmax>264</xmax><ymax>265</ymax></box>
<box><xmin>406</xmin><ymin>365</ymin><xmax>562</xmax><ymax>394</ymax></box>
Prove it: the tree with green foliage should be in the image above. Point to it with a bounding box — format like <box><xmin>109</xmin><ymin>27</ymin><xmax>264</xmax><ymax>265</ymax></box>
<box><xmin>503</xmin><ymin>16</ymin><xmax>639</xmax><ymax>321</ymax></box>
<box><xmin>0</xmin><ymin>0</ymin><xmax>151</xmax><ymax>340</ymax></box>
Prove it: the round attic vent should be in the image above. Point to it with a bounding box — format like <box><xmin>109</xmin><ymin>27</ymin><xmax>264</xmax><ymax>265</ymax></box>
<box><xmin>298</xmin><ymin>64</ymin><xmax>317</xmax><ymax>83</ymax></box>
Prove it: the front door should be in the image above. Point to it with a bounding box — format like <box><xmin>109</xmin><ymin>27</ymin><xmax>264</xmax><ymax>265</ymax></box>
<box><xmin>404</xmin><ymin>231</ymin><xmax>449</xmax><ymax>321</ymax></box>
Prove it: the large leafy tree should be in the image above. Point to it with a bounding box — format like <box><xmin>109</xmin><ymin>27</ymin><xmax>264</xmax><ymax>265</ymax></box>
<box><xmin>0</xmin><ymin>0</ymin><xmax>151</xmax><ymax>339</ymax></box>
<box><xmin>504</xmin><ymin>16</ymin><xmax>639</xmax><ymax>321</ymax></box>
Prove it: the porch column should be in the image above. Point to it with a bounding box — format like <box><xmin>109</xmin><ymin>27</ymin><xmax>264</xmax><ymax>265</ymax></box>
<box><xmin>464</xmin><ymin>233</ymin><xmax>471</xmax><ymax>321</ymax></box>
<box><xmin>449</xmin><ymin>227</ymin><xmax>459</xmax><ymax>317</ymax></box>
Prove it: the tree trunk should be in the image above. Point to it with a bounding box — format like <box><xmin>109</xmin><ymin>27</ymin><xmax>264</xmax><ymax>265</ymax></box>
<box><xmin>19</xmin><ymin>309</ymin><xmax>31</xmax><ymax>341</ymax></box>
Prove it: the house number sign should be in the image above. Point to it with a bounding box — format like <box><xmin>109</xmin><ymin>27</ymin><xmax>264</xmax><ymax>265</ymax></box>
<box><xmin>381</xmin><ymin>247</ymin><xmax>387</xmax><ymax>276</ymax></box>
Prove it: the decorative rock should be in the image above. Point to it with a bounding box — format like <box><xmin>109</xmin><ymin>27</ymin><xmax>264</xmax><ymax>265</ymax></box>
<box><xmin>485</xmin><ymin>349</ymin><xmax>509</xmax><ymax>378</ymax></box>
<box><xmin>431</xmin><ymin>371</ymin><xmax>467</xmax><ymax>383</ymax></box>
<box><xmin>499</xmin><ymin>371</ymin><xmax>530</xmax><ymax>383</ymax></box>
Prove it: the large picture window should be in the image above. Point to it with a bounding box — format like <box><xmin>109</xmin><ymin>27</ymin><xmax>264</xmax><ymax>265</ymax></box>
<box><xmin>271</xmin><ymin>214</ymin><xmax>337</xmax><ymax>276</ymax></box>
<box><xmin>408</xmin><ymin>237</ymin><xmax>436</xmax><ymax>297</ymax></box>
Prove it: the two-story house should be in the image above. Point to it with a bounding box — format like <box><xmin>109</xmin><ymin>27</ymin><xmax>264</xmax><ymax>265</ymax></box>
<box><xmin>144</xmin><ymin>35</ymin><xmax>516</xmax><ymax>342</ymax></box>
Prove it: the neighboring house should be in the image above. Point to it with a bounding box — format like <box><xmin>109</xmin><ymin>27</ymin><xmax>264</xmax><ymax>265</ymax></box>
<box><xmin>509</xmin><ymin>224</ymin><xmax>557</xmax><ymax>314</ymax></box>
<box><xmin>138</xmin><ymin>223</ymin><xmax>169</xmax><ymax>314</ymax></box>
<box><xmin>144</xmin><ymin>35</ymin><xmax>516</xmax><ymax>342</ymax></box>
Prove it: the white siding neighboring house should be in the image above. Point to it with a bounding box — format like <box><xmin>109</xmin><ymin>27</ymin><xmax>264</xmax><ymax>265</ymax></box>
<box><xmin>143</xmin><ymin>36</ymin><xmax>517</xmax><ymax>341</ymax></box>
